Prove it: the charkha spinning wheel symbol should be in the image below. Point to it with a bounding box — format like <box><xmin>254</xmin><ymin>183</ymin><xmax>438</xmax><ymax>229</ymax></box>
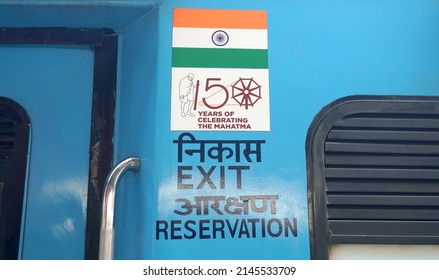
<box><xmin>231</xmin><ymin>78</ymin><xmax>262</xmax><ymax>109</ymax></box>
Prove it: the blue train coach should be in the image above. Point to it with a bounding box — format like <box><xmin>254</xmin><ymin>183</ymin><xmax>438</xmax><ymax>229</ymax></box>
<box><xmin>1</xmin><ymin>0</ymin><xmax>439</xmax><ymax>260</ymax></box>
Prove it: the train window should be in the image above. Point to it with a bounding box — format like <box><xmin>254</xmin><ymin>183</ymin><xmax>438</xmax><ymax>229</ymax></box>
<box><xmin>306</xmin><ymin>95</ymin><xmax>439</xmax><ymax>259</ymax></box>
<box><xmin>0</xmin><ymin>97</ymin><xmax>30</xmax><ymax>259</ymax></box>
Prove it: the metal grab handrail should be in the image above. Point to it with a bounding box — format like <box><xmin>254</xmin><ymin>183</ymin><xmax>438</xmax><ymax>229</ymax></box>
<box><xmin>99</xmin><ymin>157</ymin><xmax>141</xmax><ymax>260</ymax></box>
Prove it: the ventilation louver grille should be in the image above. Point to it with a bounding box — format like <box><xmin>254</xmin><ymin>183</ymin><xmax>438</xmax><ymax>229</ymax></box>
<box><xmin>325</xmin><ymin>112</ymin><xmax>439</xmax><ymax>243</ymax></box>
<box><xmin>0</xmin><ymin>121</ymin><xmax>14</xmax><ymax>150</ymax></box>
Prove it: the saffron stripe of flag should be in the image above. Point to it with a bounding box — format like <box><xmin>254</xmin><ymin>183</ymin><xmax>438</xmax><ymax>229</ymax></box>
<box><xmin>172</xmin><ymin>48</ymin><xmax>268</xmax><ymax>69</ymax></box>
<box><xmin>172</xmin><ymin>27</ymin><xmax>268</xmax><ymax>49</ymax></box>
<box><xmin>173</xmin><ymin>8</ymin><xmax>267</xmax><ymax>29</ymax></box>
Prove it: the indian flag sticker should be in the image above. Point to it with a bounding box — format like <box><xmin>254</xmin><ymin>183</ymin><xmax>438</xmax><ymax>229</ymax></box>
<box><xmin>171</xmin><ymin>8</ymin><xmax>270</xmax><ymax>131</ymax></box>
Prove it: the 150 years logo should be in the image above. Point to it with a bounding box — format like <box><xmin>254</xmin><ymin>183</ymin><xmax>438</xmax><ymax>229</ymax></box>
<box><xmin>171</xmin><ymin>8</ymin><xmax>270</xmax><ymax>131</ymax></box>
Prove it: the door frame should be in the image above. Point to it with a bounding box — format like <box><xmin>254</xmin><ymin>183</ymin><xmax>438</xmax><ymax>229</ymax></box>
<box><xmin>0</xmin><ymin>27</ymin><xmax>117</xmax><ymax>259</ymax></box>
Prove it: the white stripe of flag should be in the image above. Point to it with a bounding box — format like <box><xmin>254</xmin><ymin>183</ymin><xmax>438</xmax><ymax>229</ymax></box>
<box><xmin>172</xmin><ymin>27</ymin><xmax>268</xmax><ymax>49</ymax></box>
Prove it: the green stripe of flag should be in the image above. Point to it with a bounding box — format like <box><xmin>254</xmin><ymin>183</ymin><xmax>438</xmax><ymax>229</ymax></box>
<box><xmin>172</xmin><ymin>48</ymin><xmax>268</xmax><ymax>69</ymax></box>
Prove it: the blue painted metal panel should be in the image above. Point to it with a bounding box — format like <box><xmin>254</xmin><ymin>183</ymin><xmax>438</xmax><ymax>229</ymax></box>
<box><xmin>151</xmin><ymin>4</ymin><xmax>309</xmax><ymax>252</ymax></box>
<box><xmin>113</xmin><ymin>6</ymin><xmax>159</xmax><ymax>260</ymax></box>
<box><xmin>1</xmin><ymin>0</ymin><xmax>438</xmax><ymax>260</ymax></box>
<box><xmin>112</xmin><ymin>0</ymin><xmax>439</xmax><ymax>260</ymax></box>
<box><xmin>0</xmin><ymin>0</ymin><xmax>156</xmax><ymax>29</ymax></box>
<box><xmin>0</xmin><ymin>45</ymin><xmax>94</xmax><ymax>259</ymax></box>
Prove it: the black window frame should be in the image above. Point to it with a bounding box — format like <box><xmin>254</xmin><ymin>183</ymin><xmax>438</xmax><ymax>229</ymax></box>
<box><xmin>306</xmin><ymin>95</ymin><xmax>439</xmax><ymax>260</ymax></box>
